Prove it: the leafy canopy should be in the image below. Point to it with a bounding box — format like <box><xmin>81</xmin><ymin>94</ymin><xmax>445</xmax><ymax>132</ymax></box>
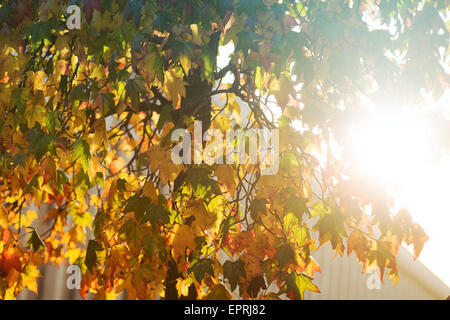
<box><xmin>0</xmin><ymin>0</ymin><xmax>448</xmax><ymax>299</ymax></box>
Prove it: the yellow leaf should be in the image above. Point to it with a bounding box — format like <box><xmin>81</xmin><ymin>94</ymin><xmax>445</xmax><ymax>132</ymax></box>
<box><xmin>42</xmin><ymin>156</ymin><xmax>57</xmax><ymax>181</ymax></box>
<box><xmin>163</xmin><ymin>70</ymin><xmax>187</xmax><ymax>108</ymax></box>
<box><xmin>176</xmin><ymin>277</ymin><xmax>191</xmax><ymax>297</ymax></box>
<box><xmin>171</xmin><ymin>224</ymin><xmax>196</xmax><ymax>261</ymax></box>
<box><xmin>92</xmin><ymin>118</ymin><xmax>107</xmax><ymax>150</ymax></box>
<box><xmin>185</xmin><ymin>199</ymin><xmax>215</xmax><ymax>235</ymax></box>
<box><xmin>19</xmin><ymin>265</ymin><xmax>41</xmax><ymax>295</ymax></box>
<box><xmin>109</xmin><ymin>157</ymin><xmax>126</xmax><ymax>175</ymax></box>
<box><xmin>179</xmin><ymin>54</ymin><xmax>191</xmax><ymax>74</ymax></box>
<box><xmin>24</xmin><ymin>105</ymin><xmax>44</xmax><ymax>128</ymax></box>
<box><xmin>190</xmin><ymin>24</ymin><xmax>203</xmax><ymax>45</ymax></box>
<box><xmin>146</xmin><ymin>145</ymin><xmax>182</xmax><ymax>186</ymax></box>
<box><xmin>54</xmin><ymin>60</ymin><xmax>68</xmax><ymax>76</ymax></box>
<box><xmin>0</xmin><ymin>208</ymin><xmax>8</xmax><ymax>229</ymax></box>
<box><xmin>204</xmin><ymin>284</ymin><xmax>233</xmax><ymax>300</ymax></box>
<box><xmin>65</xmin><ymin>248</ymin><xmax>81</xmax><ymax>265</ymax></box>
<box><xmin>215</xmin><ymin>164</ymin><xmax>237</xmax><ymax>196</ymax></box>
<box><xmin>142</xmin><ymin>181</ymin><xmax>158</xmax><ymax>203</ymax></box>
<box><xmin>33</xmin><ymin>71</ymin><xmax>47</xmax><ymax>92</ymax></box>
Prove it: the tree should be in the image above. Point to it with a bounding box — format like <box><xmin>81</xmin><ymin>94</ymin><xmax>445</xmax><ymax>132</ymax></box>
<box><xmin>0</xmin><ymin>0</ymin><xmax>447</xmax><ymax>300</ymax></box>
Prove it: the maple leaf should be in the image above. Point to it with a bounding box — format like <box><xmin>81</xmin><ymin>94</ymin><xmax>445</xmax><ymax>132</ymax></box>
<box><xmin>85</xmin><ymin>240</ymin><xmax>104</xmax><ymax>273</ymax></box>
<box><xmin>410</xmin><ymin>223</ymin><xmax>429</xmax><ymax>260</ymax></box>
<box><xmin>247</xmin><ymin>275</ymin><xmax>267</xmax><ymax>298</ymax></box>
<box><xmin>204</xmin><ymin>284</ymin><xmax>233</xmax><ymax>300</ymax></box>
<box><xmin>286</xmin><ymin>272</ymin><xmax>320</xmax><ymax>300</ymax></box>
<box><xmin>275</xmin><ymin>243</ymin><xmax>296</xmax><ymax>267</ymax></box>
<box><xmin>249</xmin><ymin>198</ymin><xmax>268</xmax><ymax>221</ymax></box>
<box><xmin>146</xmin><ymin>145</ymin><xmax>182</xmax><ymax>186</ymax></box>
<box><xmin>125</xmin><ymin>78</ymin><xmax>146</xmax><ymax>112</ymax></box>
<box><xmin>26</xmin><ymin>228</ymin><xmax>45</xmax><ymax>252</ymax></box>
<box><xmin>171</xmin><ymin>225</ymin><xmax>196</xmax><ymax>261</ymax></box>
<box><xmin>214</xmin><ymin>164</ymin><xmax>237</xmax><ymax>196</ymax></box>
<box><xmin>19</xmin><ymin>265</ymin><xmax>41</xmax><ymax>295</ymax></box>
<box><xmin>163</xmin><ymin>70</ymin><xmax>187</xmax><ymax>109</ymax></box>
<box><xmin>185</xmin><ymin>199</ymin><xmax>216</xmax><ymax>235</ymax></box>
<box><xmin>268</xmin><ymin>74</ymin><xmax>296</xmax><ymax>109</ymax></box>
<box><xmin>347</xmin><ymin>229</ymin><xmax>370</xmax><ymax>261</ymax></box>
<box><xmin>142</xmin><ymin>181</ymin><xmax>158</xmax><ymax>203</ymax></box>
<box><xmin>188</xmin><ymin>259</ymin><xmax>214</xmax><ymax>282</ymax></box>
<box><xmin>223</xmin><ymin>259</ymin><xmax>246</xmax><ymax>291</ymax></box>
<box><xmin>72</xmin><ymin>139</ymin><xmax>91</xmax><ymax>173</ymax></box>
<box><xmin>313</xmin><ymin>211</ymin><xmax>347</xmax><ymax>256</ymax></box>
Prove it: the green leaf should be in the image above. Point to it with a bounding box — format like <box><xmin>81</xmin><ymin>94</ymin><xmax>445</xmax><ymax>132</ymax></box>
<box><xmin>188</xmin><ymin>258</ymin><xmax>214</xmax><ymax>282</ymax></box>
<box><xmin>236</xmin><ymin>30</ymin><xmax>261</xmax><ymax>54</ymax></box>
<box><xmin>124</xmin><ymin>194</ymin><xmax>149</xmax><ymax>223</ymax></box>
<box><xmin>286</xmin><ymin>272</ymin><xmax>320</xmax><ymax>300</ymax></box>
<box><xmin>284</xmin><ymin>196</ymin><xmax>309</xmax><ymax>220</ymax></box>
<box><xmin>200</xmin><ymin>47</ymin><xmax>216</xmax><ymax>82</ymax></box>
<box><xmin>93</xmin><ymin>172</ymin><xmax>105</xmax><ymax>189</ymax></box>
<box><xmin>71</xmin><ymin>85</ymin><xmax>89</xmax><ymax>101</ymax></box>
<box><xmin>293</xmin><ymin>54</ymin><xmax>313</xmax><ymax>85</ymax></box>
<box><xmin>249</xmin><ymin>198</ymin><xmax>268</xmax><ymax>221</ymax></box>
<box><xmin>93</xmin><ymin>210</ymin><xmax>106</xmax><ymax>238</ymax></box>
<box><xmin>44</xmin><ymin>110</ymin><xmax>61</xmax><ymax>133</ymax></box>
<box><xmin>185</xmin><ymin>166</ymin><xmax>221</xmax><ymax>199</ymax></box>
<box><xmin>125</xmin><ymin>78</ymin><xmax>146</xmax><ymax>111</ymax></box>
<box><xmin>11</xmin><ymin>154</ymin><xmax>27</xmax><ymax>167</ymax></box>
<box><xmin>280</xmin><ymin>151</ymin><xmax>300</xmax><ymax>175</ymax></box>
<box><xmin>156</xmin><ymin>104</ymin><xmax>174</xmax><ymax>131</ymax></box>
<box><xmin>142</xmin><ymin>234</ymin><xmax>157</xmax><ymax>262</ymax></box>
<box><xmin>293</xmin><ymin>225</ymin><xmax>309</xmax><ymax>247</ymax></box>
<box><xmin>312</xmin><ymin>211</ymin><xmax>347</xmax><ymax>254</ymax></box>
<box><xmin>27</xmin><ymin>127</ymin><xmax>56</xmax><ymax>161</ymax></box>
<box><xmin>147</xmin><ymin>204</ymin><xmax>171</xmax><ymax>226</ymax></box>
<box><xmin>310</xmin><ymin>199</ymin><xmax>332</xmax><ymax>217</ymax></box>
<box><xmin>72</xmin><ymin>139</ymin><xmax>91</xmax><ymax>172</ymax></box>
<box><xmin>119</xmin><ymin>219</ymin><xmax>139</xmax><ymax>246</ymax></box>
<box><xmin>0</xmin><ymin>5</ymin><xmax>13</xmax><ymax>26</ymax></box>
<box><xmin>153</xmin><ymin>11</ymin><xmax>172</xmax><ymax>32</ymax></box>
<box><xmin>24</xmin><ymin>175</ymin><xmax>39</xmax><ymax>194</ymax></box>
<box><xmin>85</xmin><ymin>240</ymin><xmax>104</xmax><ymax>273</ymax></box>
<box><xmin>124</xmin><ymin>0</ymin><xmax>144</xmax><ymax>28</ymax></box>
<box><xmin>237</xmin><ymin>0</ymin><xmax>266</xmax><ymax>15</ymax></box>
<box><xmin>25</xmin><ymin>18</ymin><xmax>57</xmax><ymax>47</ymax></box>
<box><xmin>275</xmin><ymin>243</ymin><xmax>295</xmax><ymax>267</ymax></box>
<box><xmin>56</xmin><ymin>170</ymin><xmax>69</xmax><ymax>194</ymax></box>
<box><xmin>73</xmin><ymin>170</ymin><xmax>90</xmax><ymax>193</ymax></box>
<box><xmin>124</xmin><ymin>195</ymin><xmax>170</xmax><ymax>225</ymax></box>
<box><xmin>27</xmin><ymin>228</ymin><xmax>45</xmax><ymax>252</ymax></box>
<box><xmin>223</xmin><ymin>259</ymin><xmax>246</xmax><ymax>291</ymax></box>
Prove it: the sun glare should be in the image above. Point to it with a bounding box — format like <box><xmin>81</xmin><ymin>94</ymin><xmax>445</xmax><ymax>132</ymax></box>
<box><xmin>349</xmin><ymin>106</ymin><xmax>450</xmax><ymax>286</ymax></box>
<box><xmin>351</xmin><ymin>110</ymin><xmax>431</xmax><ymax>182</ymax></box>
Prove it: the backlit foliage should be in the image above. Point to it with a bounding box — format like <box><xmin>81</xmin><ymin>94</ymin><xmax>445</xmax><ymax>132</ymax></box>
<box><xmin>0</xmin><ymin>0</ymin><xmax>448</xmax><ymax>299</ymax></box>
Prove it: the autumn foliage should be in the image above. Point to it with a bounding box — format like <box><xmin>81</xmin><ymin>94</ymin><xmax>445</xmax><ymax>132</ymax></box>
<box><xmin>0</xmin><ymin>0</ymin><xmax>448</xmax><ymax>300</ymax></box>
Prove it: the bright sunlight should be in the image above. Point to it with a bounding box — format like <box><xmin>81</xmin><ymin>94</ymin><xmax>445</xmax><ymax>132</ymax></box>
<box><xmin>349</xmin><ymin>100</ymin><xmax>450</xmax><ymax>287</ymax></box>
